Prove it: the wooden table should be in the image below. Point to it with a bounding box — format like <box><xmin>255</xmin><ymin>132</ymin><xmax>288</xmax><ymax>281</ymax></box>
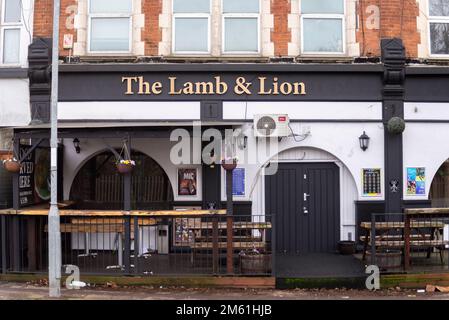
<box><xmin>404</xmin><ymin>208</ymin><xmax>449</xmax><ymax>270</ymax></box>
<box><xmin>188</xmin><ymin>221</ymin><xmax>272</xmax><ymax>269</ymax></box>
<box><xmin>360</xmin><ymin>220</ymin><xmax>446</xmax><ymax>264</ymax></box>
<box><xmin>34</xmin><ymin>209</ymin><xmax>227</xmax><ymax>269</ymax></box>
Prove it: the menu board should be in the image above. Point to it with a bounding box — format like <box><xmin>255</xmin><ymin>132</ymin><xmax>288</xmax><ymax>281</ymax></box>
<box><xmin>362</xmin><ymin>168</ymin><xmax>382</xmax><ymax>196</ymax></box>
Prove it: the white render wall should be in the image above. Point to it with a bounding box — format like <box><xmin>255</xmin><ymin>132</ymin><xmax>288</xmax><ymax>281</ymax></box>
<box><xmin>0</xmin><ymin>79</ymin><xmax>31</xmax><ymax>127</ymax></box>
<box><xmin>403</xmin><ymin>103</ymin><xmax>449</xmax><ymax>200</ymax></box>
<box><xmin>62</xmin><ymin>138</ymin><xmax>203</xmax><ymax>202</ymax></box>
<box><xmin>0</xmin><ymin>0</ymin><xmax>33</xmax><ymax>128</ymax></box>
<box><xmin>223</xmin><ymin>101</ymin><xmax>382</xmax><ymax>120</ymax></box>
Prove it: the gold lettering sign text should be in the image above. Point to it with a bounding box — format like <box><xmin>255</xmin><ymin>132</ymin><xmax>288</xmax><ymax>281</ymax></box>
<box><xmin>122</xmin><ymin>76</ymin><xmax>306</xmax><ymax>96</ymax></box>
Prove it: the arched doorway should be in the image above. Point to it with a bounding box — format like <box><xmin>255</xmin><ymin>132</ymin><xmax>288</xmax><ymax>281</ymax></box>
<box><xmin>430</xmin><ymin>160</ymin><xmax>449</xmax><ymax>207</ymax></box>
<box><xmin>263</xmin><ymin>147</ymin><xmax>363</xmax><ymax>278</ymax></box>
<box><xmin>70</xmin><ymin>150</ymin><xmax>173</xmax><ymax>210</ymax></box>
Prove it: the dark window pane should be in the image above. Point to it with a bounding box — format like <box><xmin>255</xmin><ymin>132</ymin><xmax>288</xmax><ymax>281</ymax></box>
<box><xmin>430</xmin><ymin>22</ymin><xmax>449</xmax><ymax>54</ymax></box>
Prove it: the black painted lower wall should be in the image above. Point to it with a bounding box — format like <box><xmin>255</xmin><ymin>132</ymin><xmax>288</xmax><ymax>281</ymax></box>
<box><xmin>0</xmin><ymin>170</ymin><xmax>12</xmax><ymax>209</ymax></box>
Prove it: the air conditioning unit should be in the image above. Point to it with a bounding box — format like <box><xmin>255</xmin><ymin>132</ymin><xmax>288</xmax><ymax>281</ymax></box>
<box><xmin>253</xmin><ymin>114</ymin><xmax>290</xmax><ymax>138</ymax></box>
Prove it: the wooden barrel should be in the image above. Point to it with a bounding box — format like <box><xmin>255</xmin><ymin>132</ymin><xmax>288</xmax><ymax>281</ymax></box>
<box><xmin>366</xmin><ymin>250</ymin><xmax>402</xmax><ymax>269</ymax></box>
<box><xmin>240</xmin><ymin>254</ymin><xmax>272</xmax><ymax>274</ymax></box>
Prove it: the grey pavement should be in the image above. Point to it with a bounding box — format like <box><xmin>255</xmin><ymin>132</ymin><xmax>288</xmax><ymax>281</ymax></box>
<box><xmin>0</xmin><ymin>282</ymin><xmax>448</xmax><ymax>300</ymax></box>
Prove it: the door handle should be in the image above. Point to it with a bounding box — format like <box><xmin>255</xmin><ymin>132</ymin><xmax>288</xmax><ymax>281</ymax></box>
<box><xmin>303</xmin><ymin>193</ymin><xmax>310</xmax><ymax>201</ymax></box>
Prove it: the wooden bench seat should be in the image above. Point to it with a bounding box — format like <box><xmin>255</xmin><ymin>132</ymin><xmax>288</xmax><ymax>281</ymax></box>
<box><xmin>360</xmin><ymin>234</ymin><xmax>432</xmax><ymax>242</ymax></box>
<box><xmin>190</xmin><ymin>242</ymin><xmax>266</xmax><ymax>250</ymax></box>
<box><xmin>360</xmin><ymin>221</ymin><xmax>445</xmax><ymax>229</ymax></box>
<box><xmin>371</xmin><ymin>240</ymin><xmax>447</xmax><ymax>248</ymax></box>
<box><xmin>45</xmin><ymin>218</ymin><xmax>158</xmax><ymax>233</ymax></box>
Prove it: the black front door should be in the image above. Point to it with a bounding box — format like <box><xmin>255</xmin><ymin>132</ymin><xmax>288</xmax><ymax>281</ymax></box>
<box><xmin>266</xmin><ymin>162</ymin><xmax>340</xmax><ymax>255</ymax></box>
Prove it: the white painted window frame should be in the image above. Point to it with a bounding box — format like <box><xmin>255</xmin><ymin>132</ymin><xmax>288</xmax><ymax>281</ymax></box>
<box><xmin>221</xmin><ymin>0</ymin><xmax>261</xmax><ymax>55</ymax></box>
<box><xmin>87</xmin><ymin>0</ymin><xmax>133</xmax><ymax>54</ymax></box>
<box><xmin>172</xmin><ymin>0</ymin><xmax>212</xmax><ymax>55</ymax></box>
<box><xmin>300</xmin><ymin>0</ymin><xmax>346</xmax><ymax>55</ymax></box>
<box><xmin>0</xmin><ymin>0</ymin><xmax>22</xmax><ymax>65</ymax></box>
<box><xmin>428</xmin><ymin>2</ymin><xmax>449</xmax><ymax>58</ymax></box>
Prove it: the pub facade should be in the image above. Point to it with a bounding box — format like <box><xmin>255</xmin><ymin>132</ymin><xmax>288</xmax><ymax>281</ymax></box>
<box><xmin>2</xmin><ymin>0</ymin><xmax>449</xmax><ymax>282</ymax></box>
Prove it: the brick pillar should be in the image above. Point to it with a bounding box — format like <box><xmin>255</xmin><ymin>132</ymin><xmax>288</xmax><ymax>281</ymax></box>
<box><xmin>142</xmin><ymin>0</ymin><xmax>163</xmax><ymax>56</ymax></box>
<box><xmin>271</xmin><ymin>0</ymin><xmax>291</xmax><ymax>56</ymax></box>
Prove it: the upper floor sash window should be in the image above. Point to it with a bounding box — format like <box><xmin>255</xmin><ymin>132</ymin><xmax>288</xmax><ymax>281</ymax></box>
<box><xmin>429</xmin><ymin>0</ymin><xmax>449</xmax><ymax>55</ymax></box>
<box><xmin>88</xmin><ymin>0</ymin><xmax>132</xmax><ymax>53</ymax></box>
<box><xmin>222</xmin><ymin>0</ymin><xmax>260</xmax><ymax>54</ymax></box>
<box><xmin>300</xmin><ymin>0</ymin><xmax>345</xmax><ymax>54</ymax></box>
<box><xmin>1</xmin><ymin>0</ymin><xmax>22</xmax><ymax>64</ymax></box>
<box><xmin>173</xmin><ymin>0</ymin><xmax>211</xmax><ymax>54</ymax></box>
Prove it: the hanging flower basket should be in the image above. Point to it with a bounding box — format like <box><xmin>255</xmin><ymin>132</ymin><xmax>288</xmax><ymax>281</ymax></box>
<box><xmin>2</xmin><ymin>158</ymin><xmax>21</xmax><ymax>173</ymax></box>
<box><xmin>221</xmin><ymin>158</ymin><xmax>238</xmax><ymax>171</ymax></box>
<box><xmin>116</xmin><ymin>160</ymin><xmax>136</xmax><ymax>174</ymax></box>
<box><xmin>387</xmin><ymin>117</ymin><xmax>406</xmax><ymax>134</ymax></box>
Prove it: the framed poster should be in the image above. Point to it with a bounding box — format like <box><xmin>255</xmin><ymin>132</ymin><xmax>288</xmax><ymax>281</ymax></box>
<box><xmin>362</xmin><ymin>168</ymin><xmax>382</xmax><ymax>197</ymax></box>
<box><xmin>173</xmin><ymin>206</ymin><xmax>202</xmax><ymax>247</ymax></box>
<box><xmin>232</xmin><ymin>168</ymin><xmax>245</xmax><ymax>196</ymax></box>
<box><xmin>407</xmin><ymin>167</ymin><xmax>425</xmax><ymax>195</ymax></box>
<box><xmin>224</xmin><ymin>168</ymin><xmax>246</xmax><ymax>196</ymax></box>
<box><xmin>178</xmin><ymin>168</ymin><xmax>197</xmax><ymax>196</ymax></box>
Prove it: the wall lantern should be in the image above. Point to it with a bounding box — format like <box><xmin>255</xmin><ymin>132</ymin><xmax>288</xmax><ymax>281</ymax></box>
<box><xmin>237</xmin><ymin>134</ymin><xmax>248</xmax><ymax>150</ymax></box>
<box><xmin>73</xmin><ymin>138</ymin><xmax>81</xmax><ymax>154</ymax></box>
<box><xmin>359</xmin><ymin>131</ymin><xmax>370</xmax><ymax>152</ymax></box>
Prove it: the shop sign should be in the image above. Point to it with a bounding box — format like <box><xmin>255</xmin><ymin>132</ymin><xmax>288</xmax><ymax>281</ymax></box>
<box><xmin>18</xmin><ymin>145</ymin><xmax>51</xmax><ymax>207</ymax></box>
<box><xmin>122</xmin><ymin>76</ymin><xmax>306</xmax><ymax>97</ymax></box>
<box><xmin>18</xmin><ymin>145</ymin><xmax>35</xmax><ymax>207</ymax></box>
<box><xmin>407</xmin><ymin>167</ymin><xmax>426</xmax><ymax>195</ymax></box>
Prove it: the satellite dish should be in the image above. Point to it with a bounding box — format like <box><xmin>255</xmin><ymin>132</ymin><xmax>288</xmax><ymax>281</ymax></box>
<box><xmin>256</xmin><ymin>116</ymin><xmax>277</xmax><ymax>136</ymax></box>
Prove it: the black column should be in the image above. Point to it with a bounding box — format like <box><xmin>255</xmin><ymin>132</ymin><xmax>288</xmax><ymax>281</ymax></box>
<box><xmin>28</xmin><ymin>38</ymin><xmax>52</xmax><ymax>124</ymax></box>
<box><xmin>12</xmin><ymin>137</ymin><xmax>20</xmax><ymax>210</ymax></box>
<box><xmin>381</xmin><ymin>39</ymin><xmax>406</xmax><ymax>214</ymax></box>
<box><xmin>123</xmin><ymin>137</ymin><xmax>132</xmax><ymax>273</ymax></box>
<box><xmin>202</xmin><ymin>137</ymin><xmax>221</xmax><ymax>210</ymax></box>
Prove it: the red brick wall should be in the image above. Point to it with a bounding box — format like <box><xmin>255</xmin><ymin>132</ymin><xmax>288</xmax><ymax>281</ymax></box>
<box><xmin>32</xmin><ymin>0</ymin><xmax>422</xmax><ymax>59</ymax></box>
<box><xmin>357</xmin><ymin>0</ymin><xmax>420</xmax><ymax>58</ymax></box>
<box><xmin>271</xmin><ymin>0</ymin><xmax>291</xmax><ymax>56</ymax></box>
<box><xmin>33</xmin><ymin>0</ymin><xmax>78</xmax><ymax>56</ymax></box>
<box><xmin>356</xmin><ymin>0</ymin><xmax>381</xmax><ymax>57</ymax></box>
<box><xmin>142</xmin><ymin>0</ymin><xmax>162</xmax><ymax>56</ymax></box>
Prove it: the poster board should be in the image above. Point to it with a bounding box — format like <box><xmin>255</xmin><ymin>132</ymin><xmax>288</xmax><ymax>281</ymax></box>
<box><xmin>407</xmin><ymin>167</ymin><xmax>426</xmax><ymax>195</ymax></box>
<box><xmin>177</xmin><ymin>168</ymin><xmax>197</xmax><ymax>196</ymax></box>
<box><xmin>172</xmin><ymin>206</ymin><xmax>202</xmax><ymax>247</ymax></box>
<box><xmin>224</xmin><ymin>168</ymin><xmax>246</xmax><ymax>197</ymax></box>
<box><xmin>362</xmin><ymin>168</ymin><xmax>382</xmax><ymax>197</ymax></box>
